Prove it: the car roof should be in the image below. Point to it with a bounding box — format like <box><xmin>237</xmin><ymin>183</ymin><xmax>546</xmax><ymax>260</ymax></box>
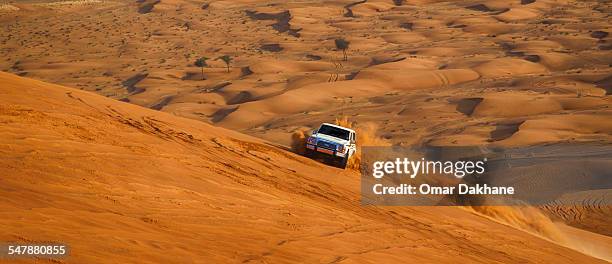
<box><xmin>320</xmin><ymin>123</ymin><xmax>355</xmax><ymax>133</ymax></box>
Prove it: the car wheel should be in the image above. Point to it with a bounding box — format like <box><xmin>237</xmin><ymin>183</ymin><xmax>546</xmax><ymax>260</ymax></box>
<box><xmin>305</xmin><ymin>148</ymin><xmax>314</xmax><ymax>158</ymax></box>
<box><xmin>338</xmin><ymin>156</ymin><xmax>348</xmax><ymax>169</ymax></box>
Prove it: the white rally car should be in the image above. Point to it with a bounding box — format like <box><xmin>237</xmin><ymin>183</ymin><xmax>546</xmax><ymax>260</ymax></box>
<box><xmin>305</xmin><ymin>123</ymin><xmax>356</xmax><ymax>169</ymax></box>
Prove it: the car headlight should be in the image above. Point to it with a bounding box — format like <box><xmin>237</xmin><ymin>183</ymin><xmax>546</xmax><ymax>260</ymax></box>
<box><xmin>306</xmin><ymin>137</ymin><xmax>317</xmax><ymax>145</ymax></box>
<box><xmin>337</xmin><ymin>145</ymin><xmax>345</xmax><ymax>153</ymax></box>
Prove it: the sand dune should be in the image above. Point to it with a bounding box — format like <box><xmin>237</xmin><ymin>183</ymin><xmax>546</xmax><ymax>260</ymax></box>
<box><xmin>1</xmin><ymin>0</ymin><xmax>611</xmax><ymax>262</ymax></box>
<box><xmin>544</xmin><ymin>190</ymin><xmax>611</xmax><ymax>237</ymax></box>
<box><xmin>2</xmin><ymin>0</ymin><xmax>609</xmax><ymax>143</ymax></box>
<box><xmin>3</xmin><ymin>72</ymin><xmax>609</xmax><ymax>263</ymax></box>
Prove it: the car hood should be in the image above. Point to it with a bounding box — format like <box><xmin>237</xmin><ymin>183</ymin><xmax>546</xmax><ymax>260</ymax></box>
<box><xmin>313</xmin><ymin>133</ymin><xmax>349</xmax><ymax>145</ymax></box>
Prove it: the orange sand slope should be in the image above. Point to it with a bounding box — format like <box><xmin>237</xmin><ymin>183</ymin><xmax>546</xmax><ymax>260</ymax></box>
<box><xmin>0</xmin><ymin>72</ymin><xmax>607</xmax><ymax>263</ymax></box>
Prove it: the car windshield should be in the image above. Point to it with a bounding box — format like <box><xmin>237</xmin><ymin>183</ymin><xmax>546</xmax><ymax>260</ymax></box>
<box><xmin>318</xmin><ymin>124</ymin><xmax>349</xmax><ymax>140</ymax></box>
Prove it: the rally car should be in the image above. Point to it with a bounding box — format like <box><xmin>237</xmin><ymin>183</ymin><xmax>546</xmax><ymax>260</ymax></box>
<box><xmin>305</xmin><ymin>123</ymin><xmax>356</xmax><ymax>169</ymax></box>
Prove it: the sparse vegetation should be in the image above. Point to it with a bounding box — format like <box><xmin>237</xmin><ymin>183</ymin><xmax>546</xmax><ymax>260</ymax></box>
<box><xmin>334</xmin><ymin>38</ymin><xmax>350</xmax><ymax>61</ymax></box>
<box><xmin>138</xmin><ymin>0</ymin><xmax>160</xmax><ymax>14</ymax></box>
<box><xmin>194</xmin><ymin>57</ymin><xmax>209</xmax><ymax>80</ymax></box>
<box><xmin>216</xmin><ymin>55</ymin><xmax>232</xmax><ymax>73</ymax></box>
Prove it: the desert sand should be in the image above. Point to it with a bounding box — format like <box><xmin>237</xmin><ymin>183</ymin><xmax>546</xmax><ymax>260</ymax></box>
<box><xmin>1</xmin><ymin>0</ymin><xmax>611</xmax><ymax>263</ymax></box>
<box><xmin>1</xmin><ymin>0</ymin><xmax>610</xmax><ymax>147</ymax></box>
<box><xmin>1</xmin><ymin>71</ymin><xmax>609</xmax><ymax>263</ymax></box>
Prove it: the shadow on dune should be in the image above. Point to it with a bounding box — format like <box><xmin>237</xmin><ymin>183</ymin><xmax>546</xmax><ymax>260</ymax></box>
<box><xmin>455</xmin><ymin>97</ymin><xmax>483</xmax><ymax>116</ymax></box>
